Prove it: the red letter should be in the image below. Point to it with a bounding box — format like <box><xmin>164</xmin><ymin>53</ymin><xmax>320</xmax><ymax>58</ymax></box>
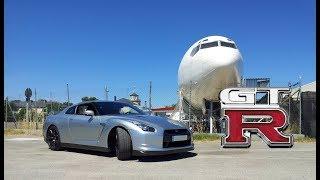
<box><xmin>221</xmin><ymin>109</ymin><xmax>293</xmax><ymax>148</ymax></box>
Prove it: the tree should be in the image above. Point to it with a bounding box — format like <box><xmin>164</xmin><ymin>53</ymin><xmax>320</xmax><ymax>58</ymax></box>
<box><xmin>4</xmin><ymin>100</ymin><xmax>19</xmax><ymax>122</ymax></box>
<box><xmin>62</xmin><ymin>102</ymin><xmax>73</xmax><ymax>107</ymax></box>
<box><xmin>16</xmin><ymin>108</ymin><xmax>26</xmax><ymax>121</ymax></box>
<box><xmin>81</xmin><ymin>96</ymin><xmax>98</xmax><ymax>102</ymax></box>
<box><xmin>46</xmin><ymin>102</ymin><xmax>62</xmax><ymax>114</ymax></box>
<box><xmin>9</xmin><ymin>101</ymin><xmax>18</xmax><ymax>112</ymax></box>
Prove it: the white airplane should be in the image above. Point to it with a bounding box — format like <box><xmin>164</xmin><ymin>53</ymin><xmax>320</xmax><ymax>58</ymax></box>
<box><xmin>174</xmin><ymin>35</ymin><xmax>243</xmax><ymax>119</ymax></box>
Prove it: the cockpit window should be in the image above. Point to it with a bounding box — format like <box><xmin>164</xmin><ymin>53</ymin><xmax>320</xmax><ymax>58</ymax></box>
<box><xmin>200</xmin><ymin>41</ymin><xmax>218</xmax><ymax>49</ymax></box>
<box><xmin>190</xmin><ymin>45</ymin><xmax>200</xmax><ymax>56</ymax></box>
<box><xmin>220</xmin><ymin>41</ymin><xmax>237</xmax><ymax>49</ymax></box>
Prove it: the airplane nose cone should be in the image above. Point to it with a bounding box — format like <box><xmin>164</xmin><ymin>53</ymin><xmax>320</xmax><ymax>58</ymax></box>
<box><xmin>216</xmin><ymin>49</ymin><xmax>242</xmax><ymax>67</ymax></box>
<box><xmin>199</xmin><ymin>48</ymin><xmax>242</xmax><ymax>69</ymax></box>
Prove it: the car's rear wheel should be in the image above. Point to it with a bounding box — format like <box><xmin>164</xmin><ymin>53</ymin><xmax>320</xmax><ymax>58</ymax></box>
<box><xmin>47</xmin><ymin>125</ymin><xmax>62</xmax><ymax>151</ymax></box>
<box><xmin>115</xmin><ymin>128</ymin><xmax>132</xmax><ymax>160</ymax></box>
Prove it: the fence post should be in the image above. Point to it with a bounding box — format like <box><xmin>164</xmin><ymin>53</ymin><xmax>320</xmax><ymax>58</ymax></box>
<box><xmin>5</xmin><ymin>97</ymin><xmax>8</xmax><ymax>129</ymax></box>
<box><xmin>299</xmin><ymin>89</ymin><xmax>302</xmax><ymax>135</ymax></box>
<box><xmin>209</xmin><ymin>101</ymin><xmax>213</xmax><ymax>134</ymax></box>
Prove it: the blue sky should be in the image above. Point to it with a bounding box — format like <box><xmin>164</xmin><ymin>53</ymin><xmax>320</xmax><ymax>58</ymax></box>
<box><xmin>4</xmin><ymin>0</ymin><xmax>316</xmax><ymax>107</ymax></box>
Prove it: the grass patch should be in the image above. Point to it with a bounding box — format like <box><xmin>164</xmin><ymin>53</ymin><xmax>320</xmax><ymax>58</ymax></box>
<box><xmin>4</xmin><ymin>128</ymin><xmax>315</xmax><ymax>143</ymax></box>
<box><xmin>294</xmin><ymin>136</ymin><xmax>316</xmax><ymax>143</ymax></box>
<box><xmin>4</xmin><ymin>128</ymin><xmax>43</xmax><ymax>136</ymax></box>
<box><xmin>193</xmin><ymin>133</ymin><xmax>221</xmax><ymax>142</ymax></box>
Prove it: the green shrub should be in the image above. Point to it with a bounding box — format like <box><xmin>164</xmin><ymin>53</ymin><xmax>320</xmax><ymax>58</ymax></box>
<box><xmin>193</xmin><ymin>133</ymin><xmax>221</xmax><ymax>141</ymax></box>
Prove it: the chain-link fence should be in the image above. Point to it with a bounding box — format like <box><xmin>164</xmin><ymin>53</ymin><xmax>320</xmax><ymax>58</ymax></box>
<box><xmin>278</xmin><ymin>90</ymin><xmax>301</xmax><ymax>134</ymax></box>
<box><xmin>4</xmin><ymin>95</ymin><xmax>62</xmax><ymax>132</ymax></box>
<box><xmin>300</xmin><ymin>92</ymin><xmax>316</xmax><ymax>137</ymax></box>
<box><xmin>161</xmin><ymin>80</ymin><xmax>307</xmax><ymax>135</ymax></box>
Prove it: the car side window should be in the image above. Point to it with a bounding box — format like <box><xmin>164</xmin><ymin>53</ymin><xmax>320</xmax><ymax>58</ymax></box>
<box><xmin>65</xmin><ymin>106</ymin><xmax>76</xmax><ymax>115</ymax></box>
<box><xmin>76</xmin><ymin>103</ymin><xmax>98</xmax><ymax>116</ymax></box>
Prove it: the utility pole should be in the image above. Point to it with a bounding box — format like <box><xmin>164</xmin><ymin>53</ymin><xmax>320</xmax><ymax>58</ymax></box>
<box><xmin>35</xmin><ymin>89</ymin><xmax>38</xmax><ymax>129</ymax></box>
<box><xmin>189</xmin><ymin>81</ymin><xmax>192</xmax><ymax>128</ymax></box>
<box><xmin>105</xmin><ymin>85</ymin><xmax>109</xmax><ymax>101</ymax></box>
<box><xmin>50</xmin><ymin>92</ymin><xmax>53</xmax><ymax>114</ymax></box>
<box><xmin>5</xmin><ymin>97</ymin><xmax>8</xmax><ymax>128</ymax></box>
<box><xmin>299</xmin><ymin>75</ymin><xmax>302</xmax><ymax>134</ymax></box>
<box><xmin>67</xmin><ymin>83</ymin><xmax>70</xmax><ymax>106</ymax></box>
<box><xmin>149</xmin><ymin>81</ymin><xmax>152</xmax><ymax>112</ymax></box>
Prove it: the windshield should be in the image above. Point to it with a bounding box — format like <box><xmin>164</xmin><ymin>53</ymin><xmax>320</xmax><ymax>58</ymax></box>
<box><xmin>200</xmin><ymin>41</ymin><xmax>218</xmax><ymax>49</ymax></box>
<box><xmin>93</xmin><ymin>102</ymin><xmax>145</xmax><ymax>115</ymax></box>
<box><xmin>220</xmin><ymin>41</ymin><xmax>237</xmax><ymax>49</ymax></box>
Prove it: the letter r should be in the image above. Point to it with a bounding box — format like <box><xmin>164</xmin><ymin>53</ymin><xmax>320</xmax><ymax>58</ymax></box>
<box><xmin>221</xmin><ymin>109</ymin><xmax>293</xmax><ymax>148</ymax></box>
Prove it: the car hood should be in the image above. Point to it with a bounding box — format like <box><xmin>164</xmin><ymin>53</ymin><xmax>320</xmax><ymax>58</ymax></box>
<box><xmin>111</xmin><ymin>114</ymin><xmax>187</xmax><ymax>130</ymax></box>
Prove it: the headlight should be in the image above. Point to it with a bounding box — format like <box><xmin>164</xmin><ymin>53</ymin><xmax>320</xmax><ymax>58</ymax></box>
<box><xmin>130</xmin><ymin>121</ymin><xmax>155</xmax><ymax>132</ymax></box>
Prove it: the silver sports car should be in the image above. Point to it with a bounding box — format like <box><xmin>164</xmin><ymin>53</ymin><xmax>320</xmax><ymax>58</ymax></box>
<box><xmin>43</xmin><ymin>101</ymin><xmax>194</xmax><ymax>160</ymax></box>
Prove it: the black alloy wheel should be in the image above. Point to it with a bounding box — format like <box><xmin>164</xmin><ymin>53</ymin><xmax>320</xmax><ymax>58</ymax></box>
<box><xmin>47</xmin><ymin>126</ymin><xmax>62</xmax><ymax>151</ymax></box>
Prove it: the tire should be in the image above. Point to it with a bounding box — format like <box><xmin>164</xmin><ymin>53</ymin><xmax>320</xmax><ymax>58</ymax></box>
<box><xmin>46</xmin><ymin>125</ymin><xmax>62</xmax><ymax>151</ymax></box>
<box><xmin>115</xmin><ymin>128</ymin><xmax>132</xmax><ymax>160</ymax></box>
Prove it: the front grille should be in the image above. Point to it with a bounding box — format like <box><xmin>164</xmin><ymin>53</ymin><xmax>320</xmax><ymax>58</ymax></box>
<box><xmin>163</xmin><ymin>129</ymin><xmax>191</xmax><ymax>148</ymax></box>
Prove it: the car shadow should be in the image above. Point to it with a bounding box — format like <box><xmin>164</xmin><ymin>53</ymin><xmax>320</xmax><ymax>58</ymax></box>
<box><xmin>62</xmin><ymin>148</ymin><xmax>115</xmax><ymax>157</ymax></box>
<box><xmin>61</xmin><ymin>148</ymin><xmax>197</xmax><ymax>162</ymax></box>
<box><xmin>135</xmin><ymin>152</ymin><xmax>197</xmax><ymax>162</ymax></box>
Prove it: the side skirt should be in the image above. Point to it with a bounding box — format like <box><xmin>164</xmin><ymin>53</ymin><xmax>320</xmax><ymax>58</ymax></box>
<box><xmin>61</xmin><ymin>143</ymin><xmax>110</xmax><ymax>152</ymax></box>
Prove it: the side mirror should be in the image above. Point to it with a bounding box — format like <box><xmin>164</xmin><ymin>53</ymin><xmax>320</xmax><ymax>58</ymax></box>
<box><xmin>84</xmin><ymin>110</ymin><xmax>94</xmax><ymax>116</ymax></box>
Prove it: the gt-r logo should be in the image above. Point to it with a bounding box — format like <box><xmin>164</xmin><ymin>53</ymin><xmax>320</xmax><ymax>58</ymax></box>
<box><xmin>219</xmin><ymin>88</ymin><xmax>293</xmax><ymax>148</ymax></box>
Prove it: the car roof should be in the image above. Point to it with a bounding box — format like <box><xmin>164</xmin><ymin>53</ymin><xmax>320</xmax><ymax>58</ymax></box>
<box><xmin>74</xmin><ymin>100</ymin><xmax>129</xmax><ymax>106</ymax></box>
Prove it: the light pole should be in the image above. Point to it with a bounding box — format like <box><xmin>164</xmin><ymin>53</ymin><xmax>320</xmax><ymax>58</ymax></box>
<box><xmin>105</xmin><ymin>85</ymin><xmax>109</xmax><ymax>100</ymax></box>
<box><xmin>67</xmin><ymin>83</ymin><xmax>70</xmax><ymax>106</ymax></box>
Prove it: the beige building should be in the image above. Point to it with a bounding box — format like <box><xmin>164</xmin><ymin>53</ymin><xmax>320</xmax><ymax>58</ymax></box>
<box><xmin>291</xmin><ymin>81</ymin><xmax>316</xmax><ymax>99</ymax></box>
<box><xmin>129</xmin><ymin>92</ymin><xmax>141</xmax><ymax>106</ymax></box>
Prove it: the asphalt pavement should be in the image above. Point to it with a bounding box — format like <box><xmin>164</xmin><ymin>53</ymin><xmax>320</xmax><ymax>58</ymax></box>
<box><xmin>4</xmin><ymin>136</ymin><xmax>316</xmax><ymax>180</ymax></box>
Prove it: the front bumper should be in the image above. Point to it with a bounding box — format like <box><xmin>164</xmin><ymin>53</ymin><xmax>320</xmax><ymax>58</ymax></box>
<box><xmin>129</xmin><ymin>128</ymin><xmax>194</xmax><ymax>156</ymax></box>
<box><xmin>132</xmin><ymin>145</ymin><xmax>194</xmax><ymax>156</ymax></box>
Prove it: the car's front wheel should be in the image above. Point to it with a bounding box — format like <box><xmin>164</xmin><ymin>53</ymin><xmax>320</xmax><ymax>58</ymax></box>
<box><xmin>115</xmin><ymin>128</ymin><xmax>132</xmax><ymax>160</ymax></box>
<box><xmin>46</xmin><ymin>125</ymin><xmax>62</xmax><ymax>151</ymax></box>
